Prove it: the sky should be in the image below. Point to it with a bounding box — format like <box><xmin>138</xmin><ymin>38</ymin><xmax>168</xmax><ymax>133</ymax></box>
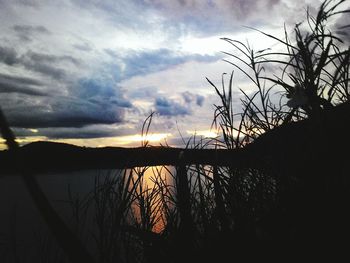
<box><xmin>0</xmin><ymin>0</ymin><xmax>349</xmax><ymax>149</ymax></box>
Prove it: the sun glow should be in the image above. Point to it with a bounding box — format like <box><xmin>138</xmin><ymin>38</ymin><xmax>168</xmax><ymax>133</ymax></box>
<box><xmin>28</xmin><ymin>128</ymin><xmax>39</xmax><ymax>133</ymax></box>
<box><xmin>0</xmin><ymin>133</ymin><xmax>173</xmax><ymax>150</ymax></box>
<box><xmin>127</xmin><ymin>133</ymin><xmax>171</xmax><ymax>143</ymax></box>
<box><xmin>50</xmin><ymin>133</ymin><xmax>172</xmax><ymax>148</ymax></box>
<box><xmin>187</xmin><ymin>129</ymin><xmax>218</xmax><ymax>138</ymax></box>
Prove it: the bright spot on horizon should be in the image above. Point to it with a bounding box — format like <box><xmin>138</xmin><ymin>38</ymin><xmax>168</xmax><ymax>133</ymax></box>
<box><xmin>127</xmin><ymin>133</ymin><xmax>172</xmax><ymax>143</ymax></box>
<box><xmin>29</xmin><ymin>129</ymin><xmax>39</xmax><ymax>133</ymax></box>
<box><xmin>187</xmin><ymin>130</ymin><xmax>219</xmax><ymax>138</ymax></box>
<box><xmin>52</xmin><ymin>133</ymin><xmax>173</xmax><ymax>147</ymax></box>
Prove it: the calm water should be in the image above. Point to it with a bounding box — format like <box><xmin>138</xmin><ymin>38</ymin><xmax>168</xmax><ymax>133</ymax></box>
<box><xmin>0</xmin><ymin>166</ymin><xmax>194</xmax><ymax>261</ymax></box>
<box><xmin>0</xmin><ymin>167</ymin><xmax>175</xmax><ymax>239</ymax></box>
<box><xmin>0</xmin><ymin>169</ymin><xmax>121</xmax><ymax>259</ymax></box>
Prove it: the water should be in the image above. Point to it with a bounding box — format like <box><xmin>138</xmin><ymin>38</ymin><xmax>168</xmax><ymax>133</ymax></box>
<box><xmin>0</xmin><ymin>165</ymin><xmax>207</xmax><ymax>261</ymax></box>
<box><xmin>0</xmin><ymin>169</ymin><xmax>118</xmax><ymax>261</ymax></box>
<box><xmin>0</xmin><ymin>167</ymin><xmax>178</xmax><ymax>260</ymax></box>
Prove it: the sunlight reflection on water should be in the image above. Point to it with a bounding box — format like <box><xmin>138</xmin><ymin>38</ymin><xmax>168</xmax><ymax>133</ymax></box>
<box><xmin>0</xmin><ymin>167</ymin><xmax>176</xmax><ymax>237</ymax></box>
<box><xmin>0</xmin><ymin>164</ymin><xmax>216</xmax><ymax>246</ymax></box>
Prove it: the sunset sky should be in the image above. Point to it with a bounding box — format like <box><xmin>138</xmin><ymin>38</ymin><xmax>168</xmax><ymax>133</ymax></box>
<box><xmin>0</xmin><ymin>0</ymin><xmax>348</xmax><ymax>148</ymax></box>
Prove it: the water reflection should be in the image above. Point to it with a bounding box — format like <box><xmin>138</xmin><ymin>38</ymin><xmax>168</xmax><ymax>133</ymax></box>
<box><xmin>0</xmin><ymin>165</ymin><xmax>219</xmax><ymax>261</ymax></box>
<box><xmin>126</xmin><ymin>166</ymin><xmax>175</xmax><ymax>233</ymax></box>
<box><xmin>0</xmin><ymin>168</ymin><xmax>172</xmax><ymax>260</ymax></box>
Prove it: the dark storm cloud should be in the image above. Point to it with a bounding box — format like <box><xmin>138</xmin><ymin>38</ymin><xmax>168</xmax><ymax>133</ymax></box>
<box><xmin>3</xmin><ymin>95</ymin><xmax>125</xmax><ymax>128</ymax></box>
<box><xmin>0</xmin><ymin>74</ymin><xmax>133</xmax><ymax>129</ymax></box>
<box><xmin>0</xmin><ymin>73</ymin><xmax>46</xmax><ymax>96</ymax></box>
<box><xmin>155</xmin><ymin>97</ymin><xmax>191</xmax><ymax>116</ymax></box>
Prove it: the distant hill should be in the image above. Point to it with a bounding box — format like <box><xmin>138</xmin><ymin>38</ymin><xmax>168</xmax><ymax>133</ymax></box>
<box><xmin>0</xmin><ymin>141</ymin><xmax>167</xmax><ymax>173</ymax></box>
<box><xmin>0</xmin><ymin>141</ymin><xmax>248</xmax><ymax>174</ymax></box>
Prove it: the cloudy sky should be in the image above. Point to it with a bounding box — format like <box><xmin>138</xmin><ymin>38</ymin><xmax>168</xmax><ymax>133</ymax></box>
<box><xmin>0</xmin><ymin>0</ymin><xmax>348</xmax><ymax>148</ymax></box>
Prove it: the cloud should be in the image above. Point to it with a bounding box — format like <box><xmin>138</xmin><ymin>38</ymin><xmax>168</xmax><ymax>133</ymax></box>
<box><xmin>0</xmin><ymin>45</ymin><xmax>20</xmax><ymax>65</ymax></box>
<box><xmin>73</xmin><ymin>41</ymin><xmax>94</xmax><ymax>52</ymax></box>
<box><xmin>121</xmin><ymin>59</ymin><xmax>233</xmax><ymax>100</ymax></box>
<box><xmin>21</xmin><ymin>59</ymin><xmax>66</xmax><ymax>80</ymax></box>
<box><xmin>13</xmin><ymin>124</ymin><xmax>130</xmax><ymax>139</ymax></box>
<box><xmin>12</xmin><ymin>24</ymin><xmax>50</xmax><ymax>42</ymax></box>
<box><xmin>2</xmin><ymin>94</ymin><xmax>125</xmax><ymax>128</ymax></box>
<box><xmin>0</xmin><ymin>44</ymin><xmax>80</xmax><ymax>80</ymax></box>
<box><xmin>0</xmin><ymin>73</ymin><xmax>47</xmax><ymax>96</ymax></box>
<box><xmin>182</xmin><ymin>91</ymin><xmax>205</xmax><ymax>106</ymax></box>
<box><xmin>196</xmin><ymin>95</ymin><xmax>205</xmax><ymax>106</ymax></box>
<box><xmin>13</xmin><ymin>24</ymin><xmax>50</xmax><ymax>34</ymax></box>
<box><xmin>20</xmin><ymin>51</ymin><xmax>81</xmax><ymax>80</ymax></box>
<box><xmin>4</xmin><ymin>0</ymin><xmax>40</xmax><ymax>7</ymax></box>
<box><xmin>26</xmin><ymin>51</ymin><xmax>81</xmax><ymax>67</ymax></box>
<box><xmin>74</xmin><ymin>78</ymin><xmax>133</xmax><ymax>108</ymax></box>
<box><xmin>154</xmin><ymin>97</ymin><xmax>191</xmax><ymax>116</ymax></box>
<box><xmin>0</xmin><ymin>74</ymin><xmax>133</xmax><ymax>129</ymax></box>
<box><xmin>121</xmin><ymin>49</ymin><xmax>188</xmax><ymax>79</ymax></box>
<box><xmin>153</xmin><ymin>91</ymin><xmax>205</xmax><ymax>117</ymax></box>
<box><xmin>139</xmin><ymin>0</ymin><xmax>283</xmax><ymax>36</ymax></box>
<box><xmin>109</xmin><ymin>48</ymin><xmax>219</xmax><ymax>80</ymax></box>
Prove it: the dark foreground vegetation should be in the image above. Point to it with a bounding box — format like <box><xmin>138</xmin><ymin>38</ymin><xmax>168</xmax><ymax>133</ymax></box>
<box><xmin>0</xmin><ymin>1</ymin><xmax>349</xmax><ymax>262</ymax></box>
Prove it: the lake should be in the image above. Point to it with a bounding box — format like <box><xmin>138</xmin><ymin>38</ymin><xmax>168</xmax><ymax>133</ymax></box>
<box><xmin>0</xmin><ymin>166</ymin><xmax>179</xmax><ymax>261</ymax></box>
<box><xmin>0</xmin><ymin>169</ymin><xmax>127</xmax><ymax>261</ymax></box>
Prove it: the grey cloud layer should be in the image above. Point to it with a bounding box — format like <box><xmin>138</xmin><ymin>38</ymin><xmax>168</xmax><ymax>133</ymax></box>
<box><xmin>0</xmin><ymin>73</ymin><xmax>46</xmax><ymax>96</ymax></box>
<box><xmin>0</xmin><ymin>45</ymin><xmax>80</xmax><ymax>80</ymax></box>
<box><xmin>13</xmin><ymin>124</ymin><xmax>131</xmax><ymax>139</ymax></box>
<box><xmin>12</xmin><ymin>24</ymin><xmax>50</xmax><ymax>42</ymax></box>
<box><xmin>110</xmin><ymin>48</ymin><xmax>219</xmax><ymax>80</ymax></box>
<box><xmin>1</xmin><ymin>94</ymin><xmax>125</xmax><ymax>128</ymax></box>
